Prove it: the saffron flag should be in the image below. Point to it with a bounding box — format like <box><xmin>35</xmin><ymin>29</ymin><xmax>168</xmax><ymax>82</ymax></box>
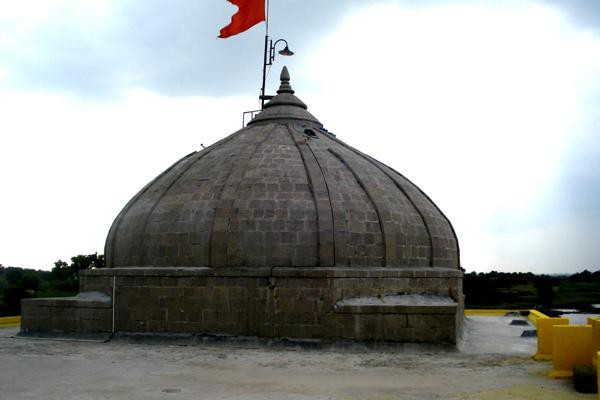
<box><xmin>219</xmin><ymin>0</ymin><xmax>265</xmax><ymax>38</ymax></box>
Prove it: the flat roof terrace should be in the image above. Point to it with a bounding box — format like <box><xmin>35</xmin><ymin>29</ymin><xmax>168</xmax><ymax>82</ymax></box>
<box><xmin>0</xmin><ymin>316</ymin><xmax>589</xmax><ymax>400</ymax></box>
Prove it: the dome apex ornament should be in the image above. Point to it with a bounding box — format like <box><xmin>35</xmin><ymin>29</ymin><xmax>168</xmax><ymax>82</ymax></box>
<box><xmin>277</xmin><ymin>66</ymin><xmax>294</xmax><ymax>94</ymax></box>
<box><xmin>248</xmin><ymin>66</ymin><xmax>319</xmax><ymax>125</ymax></box>
<box><xmin>280</xmin><ymin>65</ymin><xmax>290</xmax><ymax>82</ymax></box>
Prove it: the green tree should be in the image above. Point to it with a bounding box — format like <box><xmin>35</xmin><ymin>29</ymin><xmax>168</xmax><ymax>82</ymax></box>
<box><xmin>5</xmin><ymin>267</ymin><xmax>23</xmax><ymax>285</ymax></box>
<box><xmin>1</xmin><ymin>268</ymin><xmax>42</xmax><ymax>315</ymax></box>
<box><xmin>533</xmin><ymin>278</ymin><xmax>557</xmax><ymax>307</ymax></box>
<box><xmin>51</xmin><ymin>253</ymin><xmax>104</xmax><ymax>291</ymax></box>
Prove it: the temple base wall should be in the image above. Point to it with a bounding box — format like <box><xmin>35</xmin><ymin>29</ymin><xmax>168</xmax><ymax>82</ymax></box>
<box><xmin>22</xmin><ymin>267</ymin><xmax>463</xmax><ymax>344</ymax></box>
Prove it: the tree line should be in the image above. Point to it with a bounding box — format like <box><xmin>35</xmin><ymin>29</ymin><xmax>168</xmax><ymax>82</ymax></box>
<box><xmin>0</xmin><ymin>253</ymin><xmax>104</xmax><ymax>316</ymax></box>
<box><xmin>463</xmin><ymin>269</ymin><xmax>600</xmax><ymax>312</ymax></box>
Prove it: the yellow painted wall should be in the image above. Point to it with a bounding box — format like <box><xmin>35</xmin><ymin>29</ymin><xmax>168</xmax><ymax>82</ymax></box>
<box><xmin>0</xmin><ymin>316</ymin><xmax>21</xmax><ymax>327</ymax></box>
<box><xmin>549</xmin><ymin>325</ymin><xmax>593</xmax><ymax>378</ymax></box>
<box><xmin>534</xmin><ymin>317</ymin><xmax>569</xmax><ymax>361</ymax></box>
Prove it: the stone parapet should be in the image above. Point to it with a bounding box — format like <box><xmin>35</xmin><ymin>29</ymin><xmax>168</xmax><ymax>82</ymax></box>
<box><xmin>67</xmin><ymin>266</ymin><xmax>463</xmax><ymax>344</ymax></box>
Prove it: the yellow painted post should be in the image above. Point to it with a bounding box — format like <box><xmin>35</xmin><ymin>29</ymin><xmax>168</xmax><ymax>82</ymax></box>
<box><xmin>597</xmin><ymin>352</ymin><xmax>600</xmax><ymax>400</ymax></box>
<box><xmin>549</xmin><ymin>325</ymin><xmax>593</xmax><ymax>378</ymax></box>
<box><xmin>527</xmin><ymin>309</ymin><xmax>548</xmax><ymax>327</ymax></box>
<box><xmin>534</xmin><ymin>317</ymin><xmax>569</xmax><ymax>361</ymax></box>
<box><xmin>588</xmin><ymin>318</ymin><xmax>600</xmax><ymax>367</ymax></box>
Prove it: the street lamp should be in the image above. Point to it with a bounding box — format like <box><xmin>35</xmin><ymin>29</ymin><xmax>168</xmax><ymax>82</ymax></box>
<box><xmin>260</xmin><ymin>37</ymin><xmax>294</xmax><ymax>109</ymax></box>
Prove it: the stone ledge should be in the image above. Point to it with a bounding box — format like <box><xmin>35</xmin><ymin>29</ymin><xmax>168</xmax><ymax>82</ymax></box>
<box><xmin>82</xmin><ymin>267</ymin><xmax>271</xmax><ymax>278</ymax></box>
<box><xmin>272</xmin><ymin>267</ymin><xmax>462</xmax><ymax>278</ymax></box>
<box><xmin>82</xmin><ymin>267</ymin><xmax>214</xmax><ymax>277</ymax></box>
<box><xmin>334</xmin><ymin>295</ymin><xmax>457</xmax><ymax>314</ymax></box>
<box><xmin>22</xmin><ymin>292</ymin><xmax>111</xmax><ymax>308</ymax></box>
<box><xmin>82</xmin><ymin>266</ymin><xmax>462</xmax><ymax>279</ymax></box>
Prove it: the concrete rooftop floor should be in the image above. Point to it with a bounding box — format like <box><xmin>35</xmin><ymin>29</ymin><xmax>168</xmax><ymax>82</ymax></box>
<box><xmin>0</xmin><ymin>316</ymin><xmax>594</xmax><ymax>400</ymax></box>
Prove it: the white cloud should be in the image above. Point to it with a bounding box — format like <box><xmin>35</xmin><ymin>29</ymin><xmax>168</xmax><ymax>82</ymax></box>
<box><xmin>300</xmin><ymin>2</ymin><xmax>600</xmax><ymax>271</ymax></box>
<box><xmin>0</xmin><ymin>89</ymin><xmax>253</xmax><ymax>269</ymax></box>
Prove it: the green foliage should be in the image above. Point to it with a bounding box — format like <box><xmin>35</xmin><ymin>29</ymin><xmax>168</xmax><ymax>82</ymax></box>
<box><xmin>0</xmin><ymin>266</ymin><xmax>50</xmax><ymax>316</ymax></box>
<box><xmin>51</xmin><ymin>253</ymin><xmax>105</xmax><ymax>292</ymax></box>
<box><xmin>463</xmin><ymin>271</ymin><xmax>541</xmax><ymax>308</ymax></box>
<box><xmin>533</xmin><ymin>278</ymin><xmax>556</xmax><ymax>307</ymax></box>
<box><xmin>0</xmin><ymin>253</ymin><xmax>104</xmax><ymax>316</ymax></box>
<box><xmin>554</xmin><ymin>279</ymin><xmax>600</xmax><ymax>308</ymax></box>
<box><xmin>464</xmin><ymin>269</ymin><xmax>600</xmax><ymax>310</ymax></box>
<box><xmin>5</xmin><ymin>268</ymin><xmax>23</xmax><ymax>285</ymax></box>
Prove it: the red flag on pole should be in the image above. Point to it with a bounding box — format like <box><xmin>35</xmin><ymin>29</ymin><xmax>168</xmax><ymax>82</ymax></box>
<box><xmin>219</xmin><ymin>0</ymin><xmax>266</xmax><ymax>38</ymax></box>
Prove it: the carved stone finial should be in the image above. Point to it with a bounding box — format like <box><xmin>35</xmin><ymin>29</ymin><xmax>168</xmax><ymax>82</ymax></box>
<box><xmin>281</xmin><ymin>66</ymin><xmax>290</xmax><ymax>82</ymax></box>
<box><xmin>277</xmin><ymin>66</ymin><xmax>294</xmax><ymax>94</ymax></box>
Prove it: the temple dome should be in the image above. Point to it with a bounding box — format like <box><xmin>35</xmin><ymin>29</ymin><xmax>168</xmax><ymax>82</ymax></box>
<box><xmin>105</xmin><ymin>67</ymin><xmax>459</xmax><ymax>269</ymax></box>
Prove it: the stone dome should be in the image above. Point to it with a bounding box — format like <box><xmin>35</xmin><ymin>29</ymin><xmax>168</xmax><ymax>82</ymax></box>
<box><xmin>105</xmin><ymin>67</ymin><xmax>459</xmax><ymax>269</ymax></box>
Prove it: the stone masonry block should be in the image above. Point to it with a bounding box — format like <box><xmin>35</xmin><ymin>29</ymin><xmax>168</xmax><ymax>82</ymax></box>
<box><xmin>408</xmin><ymin>314</ymin><xmax>436</xmax><ymax>329</ymax></box>
<box><xmin>434</xmin><ymin>314</ymin><xmax>456</xmax><ymax>328</ymax></box>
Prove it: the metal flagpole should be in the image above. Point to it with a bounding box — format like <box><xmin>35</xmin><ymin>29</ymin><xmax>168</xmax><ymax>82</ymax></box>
<box><xmin>257</xmin><ymin>0</ymin><xmax>292</xmax><ymax>112</ymax></box>
<box><xmin>266</xmin><ymin>0</ymin><xmax>269</xmax><ymax>35</ymax></box>
<box><xmin>260</xmin><ymin>0</ymin><xmax>270</xmax><ymax>109</ymax></box>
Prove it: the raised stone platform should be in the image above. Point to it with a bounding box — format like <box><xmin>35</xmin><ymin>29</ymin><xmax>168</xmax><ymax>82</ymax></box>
<box><xmin>21</xmin><ymin>292</ymin><xmax>111</xmax><ymax>334</ymax></box>
<box><xmin>335</xmin><ymin>294</ymin><xmax>459</xmax><ymax>343</ymax></box>
<box><xmin>21</xmin><ymin>267</ymin><xmax>463</xmax><ymax>344</ymax></box>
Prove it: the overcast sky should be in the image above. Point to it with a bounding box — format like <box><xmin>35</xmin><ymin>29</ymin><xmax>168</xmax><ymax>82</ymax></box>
<box><xmin>1</xmin><ymin>0</ymin><xmax>599</xmax><ymax>274</ymax></box>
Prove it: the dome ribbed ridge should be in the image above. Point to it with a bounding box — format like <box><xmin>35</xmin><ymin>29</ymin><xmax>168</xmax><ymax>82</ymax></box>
<box><xmin>105</xmin><ymin>67</ymin><xmax>459</xmax><ymax>269</ymax></box>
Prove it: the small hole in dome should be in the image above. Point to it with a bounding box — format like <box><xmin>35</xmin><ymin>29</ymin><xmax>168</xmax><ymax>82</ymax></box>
<box><xmin>304</xmin><ymin>129</ymin><xmax>317</xmax><ymax>138</ymax></box>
